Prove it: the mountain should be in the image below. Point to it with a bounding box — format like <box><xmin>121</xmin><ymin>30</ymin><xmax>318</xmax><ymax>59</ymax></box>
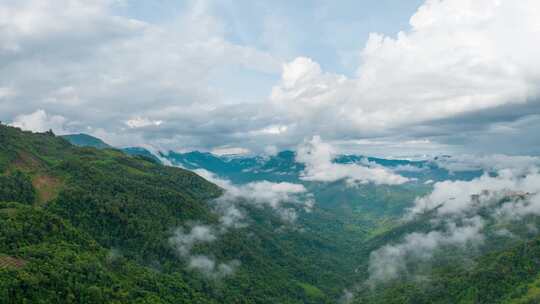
<box><xmin>3</xmin><ymin>125</ymin><xmax>540</xmax><ymax>303</ymax></box>
<box><xmin>162</xmin><ymin>149</ymin><xmax>540</xmax><ymax>304</ymax></box>
<box><xmin>0</xmin><ymin>124</ymin><xmax>376</xmax><ymax>303</ymax></box>
<box><xmin>62</xmin><ymin>134</ymin><xmax>162</xmax><ymax>164</ymax></box>
<box><xmin>60</xmin><ymin>133</ymin><xmax>482</xmax><ymax>185</ymax></box>
<box><xmin>61</xmin><ymin>133</ymin><xmax>111</xmax><ymax>149</ymax></box>
<box><xmin>164</xmin><ymin>149</ymin><xmax>482</xmax><ymax>185</ymax></box>
<box><xmin>352</xmin><ymin>194</ymin><xmax>540</xmax><ymax>304</ymax></box>
<box><xmin>121</xmin><ymin>147</ymin><xmax>162</xmax><ymax>164</ymax></box>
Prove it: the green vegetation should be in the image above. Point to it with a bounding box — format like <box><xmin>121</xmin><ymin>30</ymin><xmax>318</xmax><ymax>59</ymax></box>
<box><xmin>3</xmin><ymin>124</ymin><xmax>540</xmax><ymax>303</ymax></box>
<box><xmin>0</xmin><ymin>171</ymin><xmax>36</xmax><ymax>205</ymax></box>
<box><xmin>0</xmin><ymin>125</ymin><xmax>345</xmax><ymax>303</ymax></box>
<box><xmin>354</xmin><ymin>236</ymin><xmax>540</xmax><ymax>304</ymax></box>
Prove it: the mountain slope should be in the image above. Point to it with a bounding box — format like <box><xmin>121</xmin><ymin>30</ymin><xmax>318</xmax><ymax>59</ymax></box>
<box><xmin>0</xmin><ymin>125</ymin><xmax>345</xmax><ymax>303</ymax></box>
<box><xmin>354</xmin><ymin>235</ymin><xmax>540</xmax><ymax>304</ymax></box>
<box><xmin>61</xmin><ymin>133</ymin><xmax>112</xmax><ymax>149</ymax></box>
<box><xmin>4</xmin><ymin>125</ymin><xmax>538</xmax><ymax>303</ymax></box>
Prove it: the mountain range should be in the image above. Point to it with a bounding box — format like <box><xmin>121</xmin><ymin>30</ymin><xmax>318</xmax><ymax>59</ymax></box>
<box><xmin>0</xmin><ymin>128</ymin><xmax>538</xmax><ymax>303</ymax></box>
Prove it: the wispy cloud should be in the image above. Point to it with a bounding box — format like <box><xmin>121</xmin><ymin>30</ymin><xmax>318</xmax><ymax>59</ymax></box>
<box><xmin>169</xmin><ymin>224</ymin><xmax>240</xmax><ymax>279</ymax></box>
<box><xmin>194</xmin><ymin>168</ymin><xmax>313</xmax><ymax>223</ymax></box>
<box><xmin>367</xmin><ymin>160</ymin><xmax>540</xmax><ymax>284</ymax></box>
<box><xmin>368</xmin><ymin>216</ymin><xmax>484</xmax><ymax>284</ymax></box>
<box><xmin>296</xmin><ymin>136</ymin><xmax>410</xmax><ymax>185</ymax></box>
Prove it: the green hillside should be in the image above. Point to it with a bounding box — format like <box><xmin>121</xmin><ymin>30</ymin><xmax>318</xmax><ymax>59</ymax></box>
<box><xmin>354</xmin><ymin>235</ymin><xmax>540</xmax><ymax>304</ymax></box>
<box><xmin>2</xmin><ymin>124</ymin><xmax>540</xmax><ymax>303</ymax></box>
<box><xmin>0</xmin><ymin>125</ymin><xmax>341</xmax><ymax>303</ymax></box>
<box><xmin>352</xmin><ymin>201</ymin><xmax>540</xmax><ymax>304</ymax></box>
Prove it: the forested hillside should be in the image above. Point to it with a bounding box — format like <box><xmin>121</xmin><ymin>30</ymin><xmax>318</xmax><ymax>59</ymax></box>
<box><xmin>2</xmin><ymin>124</ymin><xmax>540</xmax><ymax>304</ymax></box>
<box><xmin>0</xmin><ymin>125</ymin><xmax>344</xmax><ymax>303</ymax></box>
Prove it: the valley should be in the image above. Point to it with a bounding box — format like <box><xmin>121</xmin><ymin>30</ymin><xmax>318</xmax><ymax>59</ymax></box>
<box><xmin>2</xmin><ymin>126</ymin><xmax>539</xmax><ymax>303</ymax></box>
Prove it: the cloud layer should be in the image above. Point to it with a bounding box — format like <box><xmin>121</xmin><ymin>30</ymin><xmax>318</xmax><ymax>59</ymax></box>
<box><xmin>2</xmin><ymin>0</ymin><xmax>540</xmax><ymax>155</ymax></box>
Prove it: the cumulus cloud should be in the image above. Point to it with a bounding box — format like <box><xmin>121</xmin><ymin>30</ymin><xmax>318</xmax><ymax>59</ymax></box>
<box><xmin>228</xmin><ymin>181</ymin><xmax>309</xmax><ymax>209</ymax></box>
<box><xmin>0</xmin><ymin>0</ymin><xmax>281</xmax><ymax>151</ymax></box>
<box><xmin>269</xmin><ymin>0</ymin><xmax>540</xmax><ymax>154</ymax></box>
<box><xmin>296</xmin><ymin>136</ymin><xmax>410</xmax><ymax>185</ymax></box>
<box><xmin>9</xmin><ymin>109</ymin><xmax>69</xmax><ymax>134</ymax></box>
<box><xmin>2</xmin><ymin>0</ymin><xmax>539</xmax><ymax>155</ymax></box>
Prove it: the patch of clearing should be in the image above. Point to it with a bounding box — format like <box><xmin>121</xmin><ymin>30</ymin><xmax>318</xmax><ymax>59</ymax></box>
<box><xmin>0</xmin><ymin>208</ymin><xmax>18</xmax><ymax>216</ymax></box>
<box><xmin>297</xmin><ymin>282</ymin><xmax>326</xmax><ymax>300</ymax></box>
<box><xmin>32</xmin><ymin>174</ymin><xmax>63</xmax><ymax>204</ymax></box>
<box><xmin>0</xmin><ymin>256</ymin><xmax>27</xmax><ymax>270</ymax></box>
<box><xmin>12</xmin><ymin>151</ymin><xmax>44</xmax><ymax>172</ymax></box>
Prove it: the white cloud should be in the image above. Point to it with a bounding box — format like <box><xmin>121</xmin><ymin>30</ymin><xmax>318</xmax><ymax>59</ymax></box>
<box><xmin>169</xmin><ymin>224</ymin><xmax>217</xmax><ymax>257</ymax></box>
<box><xmin>125</xmin><ymin>117</ymin><xmax>163</xmax><ymax>129</ymax></box>
<box><xmin>296</xmin><ymin>136</ymin><xmax>410</xmax><ymax>185</ymax></box>
<box><xmin>271</xmin><ymin>57</ymin><xmax>349</xmax><ymax>118</ymax></box>
<box><xmin>210</xmin><ymin>146</ymin><xmax>251</xmax><ymax>156</ymax></box>
<box><xmin>187</xmin><ymin>255</ymin><xmax>240</xmax><ymax>279</ymax></box>
<box><xmin>410</xmin><ymin>169</ymin><xmax>540</xmax><ymax>216</ymax></box>
<box><xmin>268</xmin><ymin>0</ymin><xmax>540</xmax><ymax>153</ymax></box>
<box><xmin>9</xmin><ymin>109</ymin><xmax>69</xmax><ymax>134</ymax></box>
<box><xmin>495</xmin><ymin>193</ymin><xmax>540</xmax><ymax>220</ymax></box>
<box><xmin>0</xmin><ymin>0</ymin><xmax>281</xmax><ymax>151</ymax></box>
<box><xmin>194</xmin><ymin>168</ymin><xmax>313</xmax><ymax>222</ymax></box>
<box><xmin>368</xmin><ymin>159</ymin><xmax>540</xmax><ymax>285</ymax></box>
<box><xmin>169</xmin><ymin>224</ymin><xmax>240</xmax><ymax>278</ymax></box>
<box><xmin>2</xmin><ymin>0</ymin><xmax>540</xmax><ymax>155</ymax></box>
<box><xmin>393</xmin><ymin>164</ymin><xmax>426</xmax><ymax>173</ymax></box>
<box><xmin>368</xmin><ymin>216</ymin><xmax>484</xmax><ymax>284</ymax></box>
<box><xmin>231</xmin><ymin>181</ymin><xmax>308</xmax><ymax>209</ymax></box>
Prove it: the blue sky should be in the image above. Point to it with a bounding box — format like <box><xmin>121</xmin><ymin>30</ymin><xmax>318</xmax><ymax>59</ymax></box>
<box><xmin>117</xmin><ymin>1</ymin><xmax>423</xmax><ymax>70</ymax></box>
<box><xmin>113</xmin><ymin>0</ymin><xmax>424</xmax><ymax>102</ymax></box>
<box><xmin>1</xmin><ymin>0</ymin><xmax>539</xmax><ymax>156</ymax></box>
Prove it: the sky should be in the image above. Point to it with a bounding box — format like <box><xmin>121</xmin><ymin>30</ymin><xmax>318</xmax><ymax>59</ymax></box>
<box><xmin>1</xmin><ymin>0</ymin><xmax>539</xmax><ymax>157</ymax></box>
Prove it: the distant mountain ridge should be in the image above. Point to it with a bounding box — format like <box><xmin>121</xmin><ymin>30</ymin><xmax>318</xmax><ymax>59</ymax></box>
<box><xmin>165</xmin><ymin>150</ymin><xmax>482</xmax><ymax>184</ymax></box>
<box><xmin>60</xmin><ymin>133</ymin><xmax>111</xmax><ymax>149</ymax></box>
<box><xmin>61</xmin><ymin>133</ymin><xmax>483</xmax><ymax>184</ymax></box>
<box><xmin>6</xmin><ymin>127</ymin><xmax>540</xmax><ymax>303</ymax></box>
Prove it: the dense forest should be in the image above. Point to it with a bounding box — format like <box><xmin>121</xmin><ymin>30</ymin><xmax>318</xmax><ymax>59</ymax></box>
<box><xmin>1</xmin><ymin>124</ymin><xmax>540</xmax><ymax>303</ymax></box>
<box><xmin>2</xmin><ymin>124</ymin><xmax>384</xmax><ymax>303</ymax></box>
